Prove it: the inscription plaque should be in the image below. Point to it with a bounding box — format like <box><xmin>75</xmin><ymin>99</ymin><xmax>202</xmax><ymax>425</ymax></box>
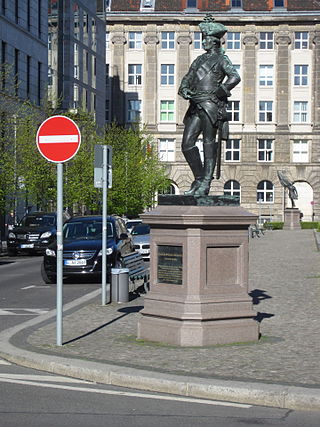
<box><xmin>157</xmin><ymin>245</ymin><xmax>183</xmax><ymax>285</ymax></box>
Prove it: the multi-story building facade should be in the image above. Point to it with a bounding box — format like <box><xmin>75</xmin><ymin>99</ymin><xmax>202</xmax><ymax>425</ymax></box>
<box><xmin>106</xmin><ymin>0</ymin><xmax>320</xmax><ymax>221</ymax></box>
<box><xmin>0</xmin><ymin>0</ymin><xmax>48</xmax><ymax>238</ymax></box>
<box><xmin>48</xmin><ymin>0</ymin><xmax>106</xmax><ymax>130</ymax></box>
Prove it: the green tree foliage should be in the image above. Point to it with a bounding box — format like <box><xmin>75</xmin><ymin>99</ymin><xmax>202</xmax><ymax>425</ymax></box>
<box><xmin>105</xmin><ymin>123</ymin><xmax>169</xmax><ymax>217</ymax></box>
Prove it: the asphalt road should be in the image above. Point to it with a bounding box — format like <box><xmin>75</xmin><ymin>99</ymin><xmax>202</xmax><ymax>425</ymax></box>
<box><xmin>0</xmin><ymin>254</ymin><xmax>100</xmax><ymax>331</ymax></box>
<box><xmin>1</xmin><ymin>358</ymin><xmax>320</xmax><ymax>427</ymax></box>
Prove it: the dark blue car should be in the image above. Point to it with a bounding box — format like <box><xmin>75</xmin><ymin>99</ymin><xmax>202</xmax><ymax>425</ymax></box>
<box><xmin>41</xmin><ymin>215</ymin><xmax>134</xmax><ymax>283</ymax></box>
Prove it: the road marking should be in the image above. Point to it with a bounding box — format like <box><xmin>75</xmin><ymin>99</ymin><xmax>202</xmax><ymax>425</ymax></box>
<box><xmin>0</xmin><ymin>308</ymin><xmax>49</xmax><ymax>316</ymax></box>
<box><xmin>0</xmin><ymin>374</ymin><xmax>91</xmax><ymax>384</ymax></box>
<box><xmin>0</xmin><ymin>376</ymin><xmax>251</xmax><ymax>408</ymax></box>
<box><xmin>21</xmin><ymin>285</ymin><xmax>36</xmax><ymax>290</ymax></box>
<box><xmin>0</xmin><ymin>360</ymin><xmax>11</xmax><ymax>365</ymax></box>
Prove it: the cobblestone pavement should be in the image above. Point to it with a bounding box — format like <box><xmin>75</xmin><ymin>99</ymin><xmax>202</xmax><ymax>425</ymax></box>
<box><xmin>28</xmin><ymin>230</ymin><xmax>320</xmax><ymax>387</ymax></box>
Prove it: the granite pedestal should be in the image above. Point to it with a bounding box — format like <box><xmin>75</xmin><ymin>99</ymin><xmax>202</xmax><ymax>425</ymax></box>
<box><xmin>137</xmin><ymin>197</ymin><xmax>260</xmax><ymax>347</ymax></box>
<box><xmin>283</xmin><ymin>208</ymin><xmax>301</xmax><ymax>230</ymax></box>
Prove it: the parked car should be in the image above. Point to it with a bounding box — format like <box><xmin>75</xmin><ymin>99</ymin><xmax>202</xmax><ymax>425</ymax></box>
<box><xmin>41</xmin><ymin>215</ymin><xmax>134</xmax><ymax>283</ymax></box>
<box><xmin>125</xmin><ymin>218</ymin><xmax>142</xmax><ymax>234</ymax></box>
<box><xmin>131</xmin><ymin>223</ymin><xmax>150</xmax><ymax>260</ymax></box>
<box><xmin>7</xmin><ymin>212</ymin><xmax>59</xmax><ymax>256</ymax></box>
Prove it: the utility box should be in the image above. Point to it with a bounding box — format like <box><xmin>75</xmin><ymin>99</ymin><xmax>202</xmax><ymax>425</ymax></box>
<box><xmin>111</xmin><ymin>268</ymin><xmax>129</xmax><ymax>303</ymax></box>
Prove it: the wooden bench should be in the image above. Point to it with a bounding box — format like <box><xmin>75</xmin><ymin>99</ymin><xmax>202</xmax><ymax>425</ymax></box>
<box><xmin>121</xmin><ymin>251</ymin><xmax>150</xmax><ymax>293</ymax></box>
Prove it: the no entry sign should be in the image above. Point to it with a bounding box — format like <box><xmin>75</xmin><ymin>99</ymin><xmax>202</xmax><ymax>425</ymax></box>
<box><xmin>36</xmin><ymin>115</ymin><xmax>81</xmax><ymax>163</ymax></box>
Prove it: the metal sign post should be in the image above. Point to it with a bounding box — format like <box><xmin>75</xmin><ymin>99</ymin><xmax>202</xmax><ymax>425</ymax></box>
<box><xmin>94</xmin><ymin>145</ymin><xmax>112</xmax><ymax>305</ymax></box>
<box><xmin>36</xmin><ymin>115</ymin><xmax>81</xmax><ymax>346</ymax></box>
<box><xmin>56</xmin><ymin>162</ymin><xmax>63</xmax><ymax>345</ymax></box>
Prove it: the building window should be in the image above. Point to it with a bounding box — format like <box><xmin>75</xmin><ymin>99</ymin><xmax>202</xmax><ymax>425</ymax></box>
<box><xmin>159</xmin><ymin>138</ymin><xmax>175</xmax><ymax>162</ymax></box>
<box><xmin>14</xmin><ymin>49</ymin><xmax>19</xmax><ymax>96</ymax></box>
<box><xmin>27</xmin><ymin>56</ymin><xmax>31</xmax><ymax>96</ymax></box>
<box><xmin>128</xmin><ymin>32</ymin><xmax>142</xmax><ymax>50</ymax></box>
<box><xmin>37</xmin><ymin>61</ymin><xmax>41</xmax><ymax>105</ymax></box>
<box><xmin>128</xmin><ymin>99</ymin><xmax>141</xmax><ymax>123</ymax></box>
<box><xmin>227</xmin><ymin>32</ymin><xmax>241</xmax><ymax>50</ymax></box>
<box><xmin>160</xmin><ymin>100</ymin><xmax>175</xmax><ymax>122</ymax></box>
<box><xmin>161</xmin><ymin>32</ymin><xmax>175</xmax><ymax>49</ymax></box>
<box><xmin>259</xmin><ymin>101</ymin><xmax>273</xmax><ymax>122</ymax></box>
<box><xmin>161</xmin><ymin>64</ymin><xmax>175</xmax><ymax>85</ymax></box>
<box><xmin>38</xmin><ymin>0</ymin><xmax>42</xmax><ymax>37</ymax></box>
<box><xmin>293</xmin><ymin>101</ymin><xmax>308</xmax><ymax>122</ymax></box>
<box><xmin>274</xmin><ymin>0</ymin><xmax>284</xmax><ymax>6</ymax></box>
<box><xmin>106</xmin><ymin>64</ymin><xmax>109</xmax><ymax>87</ymax></box>
<box><xmin>105</xmin><ymin>99</ymin><xmax>110</xmax><ymax>121</ymax></box>
<box><xmin>194</xmin><ymin>31</ymin><xmax>202</xmax><ymax>49</ymax></box>
<box><xmin>106</xmin><ymin>32</ymin><xmax>110</xmax><ymax>50</ymax></box>
<box><xmin>259</xmin><ymin>65</ymin><xmax>274</xmax><ymax>86</ymax></box>
<box><xmin>257</xmin><ymin>181</ymin><xmax>274</xmax><ymax>203</ymax></box>
<box><xmin>231</xmin><ymin>0</ymin><xmax>242</xmax><ymax>7</ymax></box>
<box><xmin>258</xmin><ymin>139</ymin><xmax>273</xmax><ymax>162</ymax></box>
<box><xmin>15</xmin><ymin>0</ymin><xmax>19</xmax><ymax>23</ymax></box>
<box><xmin>128</xmin><ymin>64</ymin><xmax>142</xmax><ymax>85</ymax></box>
<box><xmin>48</xmin><ymin>65</ymin><xmax>53</xmax><ymax>86</ymax></box>
<box><xmin>227</xmin><ymin>101</ymin><xmax>240</xmax><ymax>122</ymax></box>
<box><xmin>225</xmin><ymin>139</ymin><xmax>240</xmax><ymax>162</ymax></box>
<box><xmin>294</xmin><ymin>32</ymin><xmax>308</xmax><ymax>49</ymax></box>
<box><xmin>224</xmin><ymin>180</ymin><xmax>241</xmax><ymax>200</ymax></box>
<box><xmin>186</xmin><ymin>0</ymin><xmax>197</xmax><ymax>7</ymax></box>
<box><xmin>294</xmin><ymin>65</ymin><xmax>308</xmax><ymax>86</ymax></box>
<box><xmin>292</xmin><ymin>140</ymin><xmax>309</xmax><ymax>163</ymax></box>
<box><xmin>260</xmin><ymin>32</ymin><xmax>274</xmax><ymax>50</ymax></box>
<box><xmin>73</xmin><ymin>84</ymin><xmax>79</xmax><ymax>109</ymax></box>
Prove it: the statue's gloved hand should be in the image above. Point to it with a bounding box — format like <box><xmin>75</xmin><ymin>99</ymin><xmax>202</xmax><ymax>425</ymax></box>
<box><xmin>179</xmin><ymin>88</ymin><xmax>194</xmax><ymax>100</ymax></box>
<box><xmin>215</xmin><ymin>84</ymin><xmax>231</xmax><ymax>101</ymax></box>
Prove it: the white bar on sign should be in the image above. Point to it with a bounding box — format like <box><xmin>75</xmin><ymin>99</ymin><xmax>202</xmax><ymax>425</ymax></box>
<box><xmin>39</xmin><ymin>135</ymin><xmax>78</xmax><ymax>143</ymax></box>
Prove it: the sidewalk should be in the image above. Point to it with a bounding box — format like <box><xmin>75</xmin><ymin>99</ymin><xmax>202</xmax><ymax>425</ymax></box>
<box><xmin>1</xmin><ymin>229</ymin><xmax>320</xmax><ymax>410</ymax></box>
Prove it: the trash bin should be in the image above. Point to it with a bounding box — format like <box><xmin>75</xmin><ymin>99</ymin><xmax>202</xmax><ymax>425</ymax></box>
<box><xmin>111</xmin><ymin>268</ymin><xmax>129</xmax><ymax>303</ymax></box>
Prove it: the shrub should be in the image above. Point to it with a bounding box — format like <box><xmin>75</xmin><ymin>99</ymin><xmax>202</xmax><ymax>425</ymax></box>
<box><xmin>264</xmin><ymin>222</ymin><xmax>284</xmax><ymax>230</ymax></box>
<box><xmin>300</xmin><ymin>222</ymin><xmax>319</xmax><ymax>230</ymax></box>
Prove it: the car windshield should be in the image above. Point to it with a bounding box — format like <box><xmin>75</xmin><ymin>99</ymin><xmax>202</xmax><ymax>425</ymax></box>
<box><xmin>127</xmin><ymin>220</ymin><xmax>141</xmax><ymax>229</ymax></box>
<box><xmin>131</xmin><ymin>224</ymin><xmax>150</xmax><ymax>235</ymax></box>
<box><xmin>19</xmin><ymin>214</ymin><xmax>56</xmax><ymax>227</ymax></box>
<box><xmin>63</xmin><ymin>220</ymin><xmax>114</xmax><ymax>240</ymax></box>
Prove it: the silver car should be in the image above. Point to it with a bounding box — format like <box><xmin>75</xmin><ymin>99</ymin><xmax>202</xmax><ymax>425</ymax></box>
<box><xmin>131</xmin><ymin>223</ymin><xmax>150</xmax><ymax>260</ymax></box>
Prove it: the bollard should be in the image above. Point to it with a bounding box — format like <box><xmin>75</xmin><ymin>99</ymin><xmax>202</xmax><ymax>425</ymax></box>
<box><xmin>111</xmin><ymin>268</ymin><xmax>129</xmax><ymax>303</ymax></box>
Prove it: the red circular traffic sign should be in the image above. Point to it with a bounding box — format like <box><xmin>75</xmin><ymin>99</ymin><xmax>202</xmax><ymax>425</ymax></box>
<box><xmin>36</xmin><ymin>115</ymin><xmax>81</xmax><ymax>163</ymax></box>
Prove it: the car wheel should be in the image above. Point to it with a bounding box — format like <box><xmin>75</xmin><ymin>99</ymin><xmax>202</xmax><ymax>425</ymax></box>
<box><xmin>41</xmin><ymin>262</ymin><xmax>55</xmax><ymax>284</ymax></box>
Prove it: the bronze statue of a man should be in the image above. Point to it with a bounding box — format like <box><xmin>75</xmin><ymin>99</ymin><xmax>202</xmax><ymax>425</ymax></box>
<box><xmin>178</xmin><ymin>15</ymin><xmax>240</xmax><ymax>196</ymax></box>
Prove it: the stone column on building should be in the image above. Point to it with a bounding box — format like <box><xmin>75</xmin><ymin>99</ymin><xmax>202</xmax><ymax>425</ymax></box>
<box><xmin>111</xmin><ymin>28</ymin><xmax>126</xmax><ymax>124</ymax></box>
<box><xmin>144</xmin><ymin>27</ymin><xmax>159</xmax><ymax>131</ymax></box>
<box><xmin>312</xmin><ymin>31</ymin><xmax>320</xmax><ymax>131</ymax></box>
<box><xmin>242</xmin><ymin>33</ymin><xmax>258</xmax><ymax>132</ymax></box>
<box><xmin>176</xmin><ymin>31</ymin><xmax>192</xmax><ymax>127</ymax></box>
<box><xmin>275</xmin><ymin>30</ymin><xmax>291</xmax><ymax>131</ymax></box>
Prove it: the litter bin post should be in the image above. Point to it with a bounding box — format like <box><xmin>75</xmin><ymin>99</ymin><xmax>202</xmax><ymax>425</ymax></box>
<box><xmin>111</xmin><ymin>268</ymin><xmax>129</xmax><ymax>303</ymax></box>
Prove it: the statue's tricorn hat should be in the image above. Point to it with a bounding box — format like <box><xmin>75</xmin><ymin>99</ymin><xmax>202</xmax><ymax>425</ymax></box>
<box><xmin>199</xmin><ymin>14</ymin><xmax>227</xmax><ymax>39</ymax></box>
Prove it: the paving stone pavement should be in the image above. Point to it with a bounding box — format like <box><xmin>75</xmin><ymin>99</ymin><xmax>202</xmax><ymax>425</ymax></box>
<box><xmin>28</xmin><ymin>229</ymin><xmax>320</xmax><ymax>387</ymax></box>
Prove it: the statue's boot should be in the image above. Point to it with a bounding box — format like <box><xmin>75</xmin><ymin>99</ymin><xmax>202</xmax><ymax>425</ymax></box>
<box><xmin>194</xmin><ymin>142</ymin><xmax>216</xmax><ymax>196</ymax></box>
<box><xmin>183</xmin><ymin>146</ymin><xmax>204</xmax><ymax>195</ymax></box>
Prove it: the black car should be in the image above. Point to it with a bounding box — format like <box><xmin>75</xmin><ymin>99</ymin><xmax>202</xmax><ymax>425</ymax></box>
<box><xmin>41</xmin><ymin>215</ymin><xmax>134</xmax><ymax>283</ymax></box>
<box><xmin>7</xmin><ymin>212</ymin><xmax>59</xmax><ymax>256</ymax></box>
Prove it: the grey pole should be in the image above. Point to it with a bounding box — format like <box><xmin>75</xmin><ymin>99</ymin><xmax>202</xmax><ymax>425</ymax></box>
<box><xmin>101</xmin><ymin>146</ymin><xmax>109</xmax><ymax>305</ymax></box>
<box><xmin>56</xmin><ymin>162</ymin><xmax>63</xmax><ymax>346</ymax></box>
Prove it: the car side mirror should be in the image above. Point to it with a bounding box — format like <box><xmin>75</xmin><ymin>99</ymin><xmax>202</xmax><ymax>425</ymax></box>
<box><xmin>120</xmin><ymin>233</ymin><xmax>128</xmax><ymax>240</ymax></box>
